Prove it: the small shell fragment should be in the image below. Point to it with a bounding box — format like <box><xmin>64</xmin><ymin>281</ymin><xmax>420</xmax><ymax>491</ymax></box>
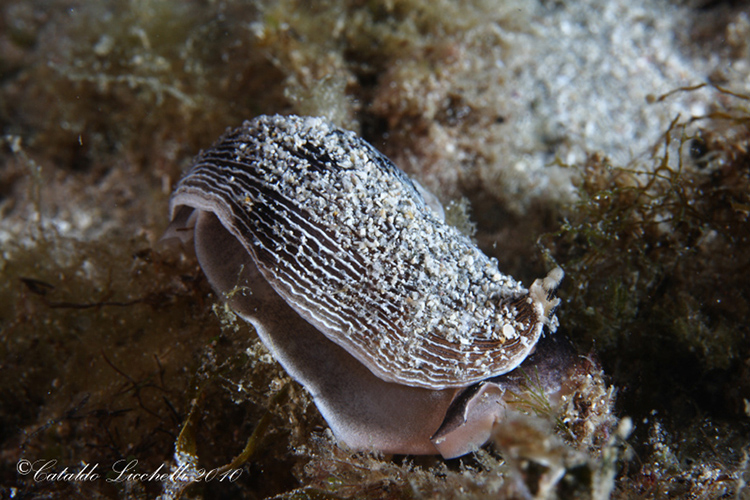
<box><xmin>165</xmin><ymin>114</ymin><xmax>563</xmax><ymax>457</ymax></box>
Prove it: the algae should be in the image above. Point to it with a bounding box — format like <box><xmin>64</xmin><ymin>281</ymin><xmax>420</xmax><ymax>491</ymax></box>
<box><xmin>2</xmin><ymin>0</ymin><xmax>750</xmax><ymax>499</ymax></box>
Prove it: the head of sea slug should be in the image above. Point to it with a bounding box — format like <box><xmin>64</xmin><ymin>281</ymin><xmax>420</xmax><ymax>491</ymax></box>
<box><xmin>163</xmin><ymin>114</ymin><xmax>575</xmax><ymax>458</ymax></box>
